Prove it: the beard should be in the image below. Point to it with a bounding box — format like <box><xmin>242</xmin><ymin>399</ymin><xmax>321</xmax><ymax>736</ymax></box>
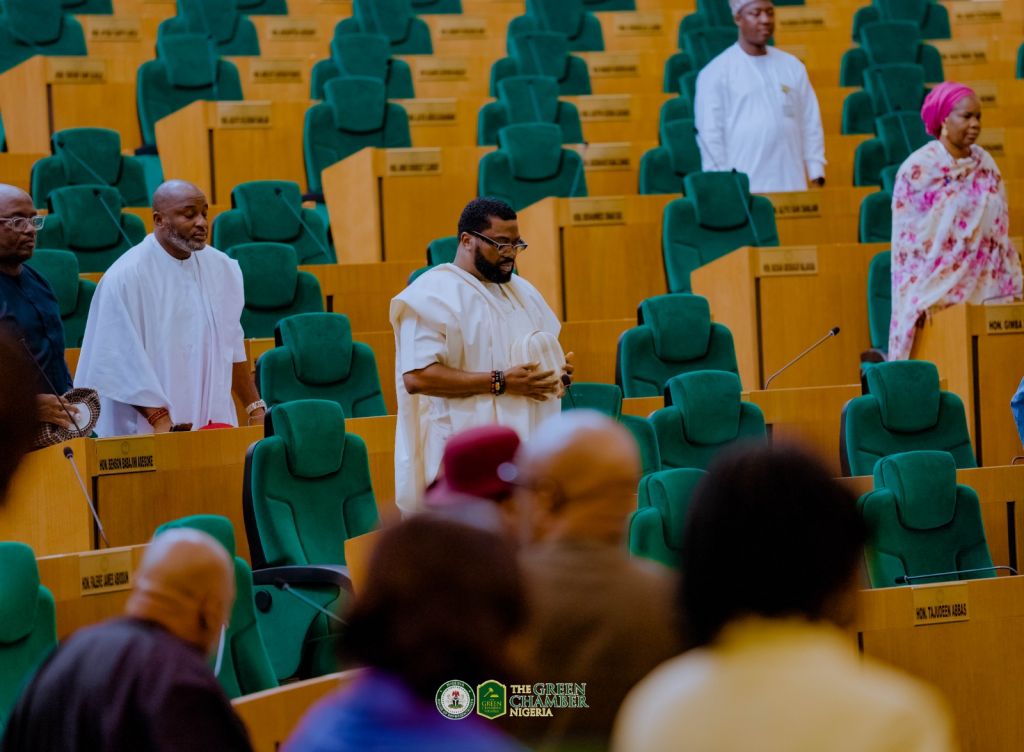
<box><xmin>163</xmin><ymin>226</ymin><xmax>207</xmax><ymax>255</ymax></box>
<box><xmin>474</xmin><ymin>246</ymin><xmax>513</xmax><ymax>284</ymax></box>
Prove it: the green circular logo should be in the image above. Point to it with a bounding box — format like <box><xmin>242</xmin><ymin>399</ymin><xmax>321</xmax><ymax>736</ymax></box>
<box><xmin>436</xmin><ymin>680</ymin><xmax>475</xmax><ymax>720</ymax></box>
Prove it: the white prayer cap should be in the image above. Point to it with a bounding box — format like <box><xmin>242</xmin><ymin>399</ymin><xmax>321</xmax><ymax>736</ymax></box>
<box><xmin>730</xmin><ymin>0</ymin><xmax>768</xmax><ymax>13</ymax></box>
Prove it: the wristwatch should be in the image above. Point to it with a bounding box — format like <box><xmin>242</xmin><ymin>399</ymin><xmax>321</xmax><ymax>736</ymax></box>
<box><xmin>246</xmin><ymin>399</ymin><xmax>267</xmax><ymax>415</ymax></box>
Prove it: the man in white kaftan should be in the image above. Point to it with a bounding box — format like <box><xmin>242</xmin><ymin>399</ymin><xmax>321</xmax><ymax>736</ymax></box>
<box><xmin>75</xmin><ymin>181</ymin><xmax>265</xmax><ymax>436</ymax></box>
<box><xmin>694</xmin><ymin>0</ymin><xmax>826</xmax><ymax>193</ymax></box>
<box><xmin>390</xmin><ymin>198</ymin><xmax>572</xmax><ymax>513</ymax></box>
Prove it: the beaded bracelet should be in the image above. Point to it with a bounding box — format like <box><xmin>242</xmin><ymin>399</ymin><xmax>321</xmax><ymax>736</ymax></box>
<box><xmin>490</xmin><ymin>370</ymin><xmax>507</xmax><ymax>396</ymax></box>
<box><xmin>146</xmin><ymin>407</ymin><xmax>170</xmax><ymax>427</ymax></box>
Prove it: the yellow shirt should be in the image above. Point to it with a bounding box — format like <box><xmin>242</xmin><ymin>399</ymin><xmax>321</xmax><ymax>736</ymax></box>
<box><xmin>613</xmin><ymin>617</ymin><xmax>957</xmax><ymax>752</ymax></box>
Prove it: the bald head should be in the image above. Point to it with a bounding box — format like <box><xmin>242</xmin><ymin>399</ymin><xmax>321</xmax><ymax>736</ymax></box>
<box><xmin>0</xmin><ymin>184</ymin><xmax>38</xmax><ymax>273</ymax></box>
<box><xmin>152</xmin><ymin>180</ymin><xmax>204</xmax><ymax>212</ymax></box>
<box><xmin>152</xmin><ymin>180</ymin><xmax>209</xmax><ymax>259</ymax></box>
<box><xmin>0</xmin><ymin>184</ymin><xmax>31</xmax><ymax>208</ymax></box>
<box><xmin>515</xmin><ymin>411</ymin><xmax>640</xmax><ymax>543</ymax></box>
<box><xmin>126</xmin><ymin>529</ymin><xmax>234</xmax><ymax>653</ymax></box>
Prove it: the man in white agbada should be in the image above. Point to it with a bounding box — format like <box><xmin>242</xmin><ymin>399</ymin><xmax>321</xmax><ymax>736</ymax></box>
<box><xmin>75</xmin><ymin>180</ymin><xmax>266</xmax><ymax>436</ymax></box>
<box><xmin>694</xmin><ymin>0</ymin><xmax>826</xmax><ymax>193</ymax></box>
<box><xmin>390</xmin><ymin>197</ymin><xmax>573</xmax><ymax>513</ymax></box>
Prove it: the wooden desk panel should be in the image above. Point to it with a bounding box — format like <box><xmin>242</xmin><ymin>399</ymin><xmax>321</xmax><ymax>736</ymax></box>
<box><xmin>231</xmin><ymin>56</ymin><xmax>318</xmax><ymax>103</ymax></box>
<box><xmin>302</xmin><ymin>261</ymin><xmax>420</xmax><ymax>333</ymax></box>
<box><xmin>561</xmin><ymin>318</ymin><xmax>634</xmax><ymax>386</ymax></box>
<box><xmin>1</xmin><ymin>153</ymin><xmax>44</xmax><ymax>194</ymax></box>
<box><xmin>0</xmin><ymin>439</ymin><xmax>94</xmax><ymax>556</ymax></box>
<box><xmin>346</xmin><ymin>415</ymin><xmax>398</xmax><ymax>514</ymax></box>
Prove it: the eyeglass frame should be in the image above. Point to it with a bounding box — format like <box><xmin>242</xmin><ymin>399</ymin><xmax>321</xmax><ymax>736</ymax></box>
<box><xmin>0</xmin><ymin>215</ymin><xmax>45</xmax><ymax>232</ymax></box>
<box><xmin>466</xmin><ymin>229</ymin><xmax>528</xmax><ymax>255</ymax></box>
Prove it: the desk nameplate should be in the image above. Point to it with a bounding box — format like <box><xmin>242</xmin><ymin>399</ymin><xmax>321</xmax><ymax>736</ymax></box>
<box><xmin>95</xmin><ymin>435</ymin><xmax>157</xmax><ymax>476</ymax></box>
<box><xmin>413</xmin><ymin>57</ymin><xmax>470</xmax><ymax>82</ymax></box>
<box><xmin>567</xmin><ymin>196</ymin><xmax>627</xmax><ymax>226</ymax></box>
<box><xmin>385</xmin><ymin>148</ymin><xmax>443</xmax><ymax>177</ymax></box>
<box><xmin>434</xmin><ymin>16</ymin><xmax>489</xmax><ymax>40</ymax></box>
<box><xmin>46</xmin><ymin>58</ymin><xmax>107</xmax><ymax>84</ymax></box>
<box><xmin>248</xmin><ymin>59</ymin><xmax>306</xmax><ymax>85</ymax></box>
<box><xmin>576</xmin><ymin>94</ymin><xmax>632</xmax><ymax>122</ymax></box>
<box><xmin>263</xmin><ymin>17</ymin><xmax>320</xmax><ymax>41</ymax></box>
<box><xmin>771</xmin><ymin>192</ymin><xmax>822</xmax><ymax>220</ymax></box>
<box><xmin>215</xmin><ymin>102</ymin><xmax>272</xmax><ymax>129</ymax></box>
<box><xmin>398</xmin><ymin>99</ymin><xmax>459</xmax><ymax>125</ymax></box>
<box><xmin>86</xmin><ymin>17</ymin><xmax>142</xmax><ymax>43</ymax></box>
<box><xmin>985</xmin><ymin>304</ymin><xmax>1024</xmax><ymax>335</ymax></box>
<box><xmin>587</xmin><ymin>53</ymin><xmax>641</xmax><ymax>78</ymax></box>
<box><xmin>612</xmin><ymin>13</ymin><xmax>665</xmax><ymax>36</ymax></box>
<box><xmin>759</xmin><ymin>246</ymin><xmax>819</xmax><ymax>276</ymax></box>
<box><xmin>79</xmin><ymin>548</ymin><xmax>133</xmax><ymax>597</ymax></box>
<box><xmin>913</xmin><ymin>583</ymin><xmax>970</xmax><ymax>626</ymax></box>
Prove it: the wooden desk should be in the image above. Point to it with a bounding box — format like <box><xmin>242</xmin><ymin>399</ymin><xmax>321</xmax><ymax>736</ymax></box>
<box><xmin>399</xmin><ymin>97</ymin><xmax>482</xmax><ymax>148</ymax></box>
<box><xmin>692</xmin><ymin>242</ymin><xmax>888</xmax><ymax>390</ymax></box>
<box><xmin>230</xmin><ymin>55</ymin><xmax>318</xmax><ymax>103</ymax></box>
<box><xmin>81</xmin><ymin>15</ymin><xmax>160</xmax><ymax>73</ymax></box>
<box><xmin>37</xmin><ymin>544</ymin><xmax>147</xmax><ymax>640</ymax></box>
<box><xmin>569</xmin><ymin>92</ymin><xmax>671</xmax><ymax>144</ymax></box>
<box><xmin>346</xmin><ymin>415</ymin><xmax>399</xmax><ymax>513</ymax></box>
<box><xmin>0</xmin><ymin>439</ymin><xmax>94</xmax><ymax>556</ymax></box>
<box><xmin>0</xmin><ymin>56</ymin><xmax>141</xmax><ymax>153</ymax></box>
<box><xmin>233</xmin><ymin>671</ymin><xmax>357</xmax><ymax>752</ymax></box>
<box><xmin>853</xmin><ymin>576</ymin><xmax>1024</xmax><ymax>752</ymax></box>
<box><xmin>912</xmin><ymin>303</ymin><xmax>1024</xmax><ymax>467</ymax></box>
<box><xmin>302</xmin><ymin>261</ymin><xmax>420</xmax><ymax>332</ymax></box>
<box><xmin>0</xmin><ymin>153</ymin><xmax>44</xmax><ymax>194</ymax></box>
<box><xmin>155</xmin><ymin>100</ymin><xmax>308</xmax><ymax>206</ymax></box>
<box><xmin>842</xmin><ymin>465</ymin><xmax>1024</xmax><ymax>577</ymax></box>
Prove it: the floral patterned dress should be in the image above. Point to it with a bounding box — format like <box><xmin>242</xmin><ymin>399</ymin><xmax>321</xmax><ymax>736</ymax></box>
<box><xmin>889</xmin><ymin>140</ymin><xmax>1023</xmax><ymax>360</ymax></box>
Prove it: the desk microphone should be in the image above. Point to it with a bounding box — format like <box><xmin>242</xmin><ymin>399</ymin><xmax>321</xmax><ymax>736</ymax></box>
<box><xmin>894</xmin><ymin>565</ymin><xmax>1017</xmax><ymax>585</ymax></box>
<box><xmin>561</xmin><ymin>373</ymin><xmax>576</xmax><ymax>407</ymax></box>
<box><xmin>272</xmin><ymin>578</ymin><xmax>347</xmax><ymax>625</ymax></box>
<box><xmin>64</xmin><ymin>446</ymin><xmax>110</xmax><ymax>548</ymax></box>
<box><xmin>273</xmin><ymin>188</ymin><xmax>333</xmax><ymax>262</ymax></box>
<box><xmin>91</xmin><ymin>189</ymin><xmax>136</xmax><ymax>250</ymax></box>
<box><xmin>763</xmin><ymin>326</ymin><xmax>840</xmax><ymax>389</ymax></box>
<box><xmin>693</xmin><ymin>127</ymin><xmax>724</xmax><ymax>172</ymax></box>
<box><xmin>730</xmin><ymin>168</ymin><xmax>763</xmax><ymax>247</ymax></box>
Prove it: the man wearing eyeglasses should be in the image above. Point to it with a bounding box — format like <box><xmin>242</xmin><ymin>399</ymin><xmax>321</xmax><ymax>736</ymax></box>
<box><xmin>0</xmin><ymin>184</ymin><xmax>75</xmax><ymax>430</ymax></box>
<box><xmin>390</xmin><ymin>197</ymin><xmax>572</xmax><ymax>513</ymax></box>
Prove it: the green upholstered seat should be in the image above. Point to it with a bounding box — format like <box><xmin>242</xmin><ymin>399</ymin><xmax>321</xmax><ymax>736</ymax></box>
<box><xmin>866</xmin><ymin>250</ymin><xmax>892</xmax><ymax>354</ymax></box>
<box><xmin>617</xmin><ymin>294</ymin><xmax>739</xmax><ymax>398</ymax></box>
<box><xmin>650</xmin><ymin>371</ymin><xmax>766</xmax><ymax>470</ymax></box>
<box><xmin>1019</xmin><ymin>43</ymin><xmax>1024</xmax><ymax>79</ymax></box>
<box><xmin>0</xmin><ymin>0</ymin><xmax>86</xmax><ymax>75</ymax></box>
<box><xmin>153</xmin><ymin>515</ymin><xmax>278</xmax><ymax>699</ymax></box>
<box><xmin>228</xmin><ymin>243</ymin><xmax>324</xmax><ymax>338</ymax></box>
<box><xmin>629</xmin><ymin>468</ymin><xmax>706</xmax><ymax>568</ymax></box>
<box><xmin>35</xmin><ymin>186</ymin><xmax>146</xmax><ymax>273</ymax></box>
<box><xmin>658</xmin><ymin>83</ymin><xmax>698</xmax><ymax>129</ymax></box>
<box><xmin>411</xmin><ymin>0</ymin><xmax>462</xmax><ymax>12</ymax></box>
<box><xmin>257</xmin><ymin>313</ymin><xmax>387</xmax><ymax>417</ymax></box>
<box><xmin>662</xmin><ymin>171</ymin><xmax>779</xmax><ymax>292</ymax></box>
<box><xmin>859</xmin><ymin>190</ymin><xmax>892</xmax><ymax>243</ymax></box>
<box><xmin>60</xmin><ymin>0</ymin><xmax>113</xmax><ymax>13</ymax></box>
<box><xmin>841</xmin><ymin>360</ymin><xmax>977</xmax><ymax>476</ymax></box>
<box><xmin>857</xmin><ymin>451</ymin><xmax>992</xmax><ymax>587</ymax></box>
<box><xmin>310</xmin><ymin>32</ymin><xmax>415</xmax><ymax>100</ymax></box>
<box><xmin>478</xmin><ymin>75</ymin><xmax>584</xmax><ymax>146</ymax></box>
<box><xmin>506</xmin><ymin>0</ymin><xmax>605</xmax><ymax>53</ymax></box>
<box><xmin>490</xmin><ymin>31</ymin><xmax>592</xmax><ymax>96</ymax></box>
<box><xmin>31</xmin><ymin>128</ymin><xmax>150</xmax><ymax>208</ymax></box>
<box><xmin>854</xmin><ymin>110</ymin><xmax>932</xmax><ymax>187</ymax></box>
<box><xmin>303</xmin><ymin>76</ymin><xmax>411</xmax><ymax>196</ymax></box>
<box><xmin>23</xmin><ymin>249</ymin><xmax>96</xmax><ymax>348</ymax></box>
<box><xmin>333</xmin><ymin>0</ymin><xmax>433</xmax><ymax>55</ymax></box>
<box><xmin>157</xmin><ymin>0</ymin><xmax>260</xmax><ymax>56</ymax></box>
<box><xmin>852</xmin><ymin>0</ymin><xmax>950</xmax><ymax>44</ymax></box>
<box><xmin>0</xmin><ymin>542</ymin><xmax>56</xmax><ymax>729</ymax></box>
<box><xmin>136</xmin><ymin>33</ymin><xmax>244</xmax><ymax>148</ymax></box>
<box><xmin>408</xmin><ymin>235</ymin><xmax>459</xmax><ymax>283</ymax></box>
<box><xmin>840</xmin><ymin>21</ymin><xmax>944</xmax><ymax>87</ymax></box>
<box><xmin>581</xmin><ymin>0</ymin><xmax>635</xmax><ymax>9</ymax></box>
<box><xmin>639</xmin><ymin>119</ymin><xmax>701</xmax><ymax>194</ymax></box>
<box><xmin>560</xmin><ymin>382</ymin><xmax>662</xmax><ymax>476</ymax></box>
<box><xmin>243</xmin><ymin>399</ymin><xmax>380</xmax><ymax>680</ymax></box>
<box><xmin>841</xmin><ymin>64</ymin><xmax>928</xmax><ymax>135</ymax></box>
<box><xmin>680</xmin><ymin>26</ymin><xmax>735</xmax><ymax>70</ymax></box>
<box><xmin>236</xmin><ymin>0</ymin><xmax>288</xmax><ymax>14</ymax></box>
<box><xmin>213</xmin><ymin>181</ymin><xmax>333</xmax><ymax>265</ymax></box>
<box><xmin>478</xmin><ymin>123</ymin><xmax>587</xmax><ymax>211</ymax></box>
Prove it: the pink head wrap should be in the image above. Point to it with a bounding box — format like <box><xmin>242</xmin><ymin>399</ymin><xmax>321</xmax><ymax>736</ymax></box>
<box><xmin>920</xmin><ymin>82</ymin><xmax>976</xmax><ymax>138</ymax></box>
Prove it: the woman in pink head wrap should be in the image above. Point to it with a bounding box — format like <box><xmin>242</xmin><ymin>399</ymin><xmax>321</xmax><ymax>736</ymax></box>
<box><xmin>888</xmin><ymin>82</ymin><xmax>1023</xmax><ymax>360</ymax></box>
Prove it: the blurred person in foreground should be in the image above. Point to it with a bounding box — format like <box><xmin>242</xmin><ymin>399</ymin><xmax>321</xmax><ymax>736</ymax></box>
<box><xmin>0</xmin><ymin>328</ymin><xmax>38</xmax><ymax>501</ymax></box>
<box><xmin>612</xmin><ymin>444</ymin><xmax>956</xmax><ymax>752</ymax></box>
<box><xmin>889</xmin><ymin>82</ymin><xmax>1022</xmax><ymax>360</ymax></box>
<box><xmin>284</xmin><ymin>516</ymin><xmax>528</xmax><ymax>752</ymax></box>
<box><xmin>509</xmin><ymin>410</ymin><xmax>679</xmax><ymax>751</ymax></box>
<box><xmin>2</xmin><ymin>529</ymin><xmax>251</xmax><ymax>751</ymax></box>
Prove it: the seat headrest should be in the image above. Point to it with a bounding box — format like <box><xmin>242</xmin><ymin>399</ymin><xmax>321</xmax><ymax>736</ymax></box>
<box><xmin>354</xmin><ymin>0</ymin><xmax>413</xmax><ymax>44</ymax></box>
<box><xmin>28</xmin><ymin>249</ymin><xmax>80</xmax><ymax>317</ymax></box>
<box><xmin>863</xmin><ymin>63</ymin><xmax>925</xmax><ymax>114</ymax></box>
<box><xmin>873</xmin><ymin>450</ymin><xmax>958</xmax><ymax>530</ymax></box>
<box><xmin>861</xmin><ymin>21</ymin><xmax>921</xmax><ymax>64</ymax></box>
<box><xmin>230</xmin><ymin>243</ymin><xmax>299</xmax><ymax>310</ymax></box>
<box><xmin>525</xmin><ymin>0</ymin><xmax>586</xmax><ymax>38</ymax></box>
<box><xmin>682</xmin><ymin>171</ymin><xmax>752</xmax><ymax>230</ymax></box>
<box><xmin>877</xmin><ymin>111</ymin><xmax>931</xmax><ymax>163</ymax></box>
<box><xmin>157</xmin><ymin>33</ymin><xmax>221</xmax><ymax>88</ymax></box>
<box><xmin>268</xmin><ymin>399</ymin><xmax>347</xmax><ymax>479</ymax></box>
<box><xmin>645</xmin><ymin>468</ymin><xmax>705</xmax><ymax>550</ymax></box>
<box><xmin>232</xmin><ymin>180</ymin><xmax>303</xmax><ymax>242</ymax></box>
<box><xmin>563</xmin><ymin>382</ymin><xmax>622</xmax><ymax>418</ymax></box>
<box><xmin>49</xmin><ymin>186</ymin><xmax>126</xmax><ymax>250</ymax></box>
<box><xmin>427</xmin><ymin>236</ymin><xmax>458</xmax><ymax>265</ymax></box>
<box><xmin>154</xmin><ymin>514</ymin><xmax>237</xmax><ymax>558</ymax></box>
<box><xmin>496</xmin><ymin>123</ymin><xmax>565</xmax><ymax>181</ymax></box>
<box><xmin>277</xmin><ymin>312</ymin><xmax>355</xmax><ymax>385</ymax></box>
<box><xmin>178</xmin><ymin>0</ymin><xmax>240</xmax><ymax>46</ymax></box>
<box><xmin>324</xmin><ymin>76</ymin><xmax>388</xmax><ymax>133</ymax></box>
<box><xmin>666</xmin><ymin>370</ymin><xmax>742</xmax><ymax>446</ymax></box>
<box><xmin>510</xmin><ymin>32</ymin><xmax>570</xmax><ymax>78</ymax></box>
<box><xmin>3</xmin><ymin>0</ymin><xmax>64</xmax><ymax>45</ymax></box>
<box><xmin>0</xmin><ymin>542</ymin><xmax>43</xmax><ymax>644</ymax></box>
<box><xmin>661</xmin><ymin>119</ymin><xmax>701</xmax><ymax>177</ymax></box>
<box><xmin>330</xmin><ymin>33</ymin><xmax>391</xmax><ymax>80</ymax></box>
<box><xmin>639</xmin><ymin>294</ymin><xmax>712</xmax><ymax>362</ymax></box>
<box><xmin>497</xmin><ymin>76</ymin><xmax>561</xmax><ymax>124</ymax></box>
<box><xmin>865</xmin><ymin>360</ymin><xmax>941</xmax><ymax>432</ymax></box>
<box><xmin>877</xmin><ymin>0</ymin><xmax>930</xmax><ymax>24</ymax></box>
<box><xmin>53</xmin><ymin>128</ymin><xmax>123</xmax><ymax>186</ymax></box>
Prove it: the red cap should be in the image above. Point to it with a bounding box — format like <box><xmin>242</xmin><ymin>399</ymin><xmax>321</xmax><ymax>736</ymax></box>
<box><xmin>199</xmin><ymin>421</ymin><xmax>234</xmax><ymax>431</ymax></box>
<box><xmin>425</xmin><ymin>425</ymin><xmax>521</xmax><ymax>507</ymax></box>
